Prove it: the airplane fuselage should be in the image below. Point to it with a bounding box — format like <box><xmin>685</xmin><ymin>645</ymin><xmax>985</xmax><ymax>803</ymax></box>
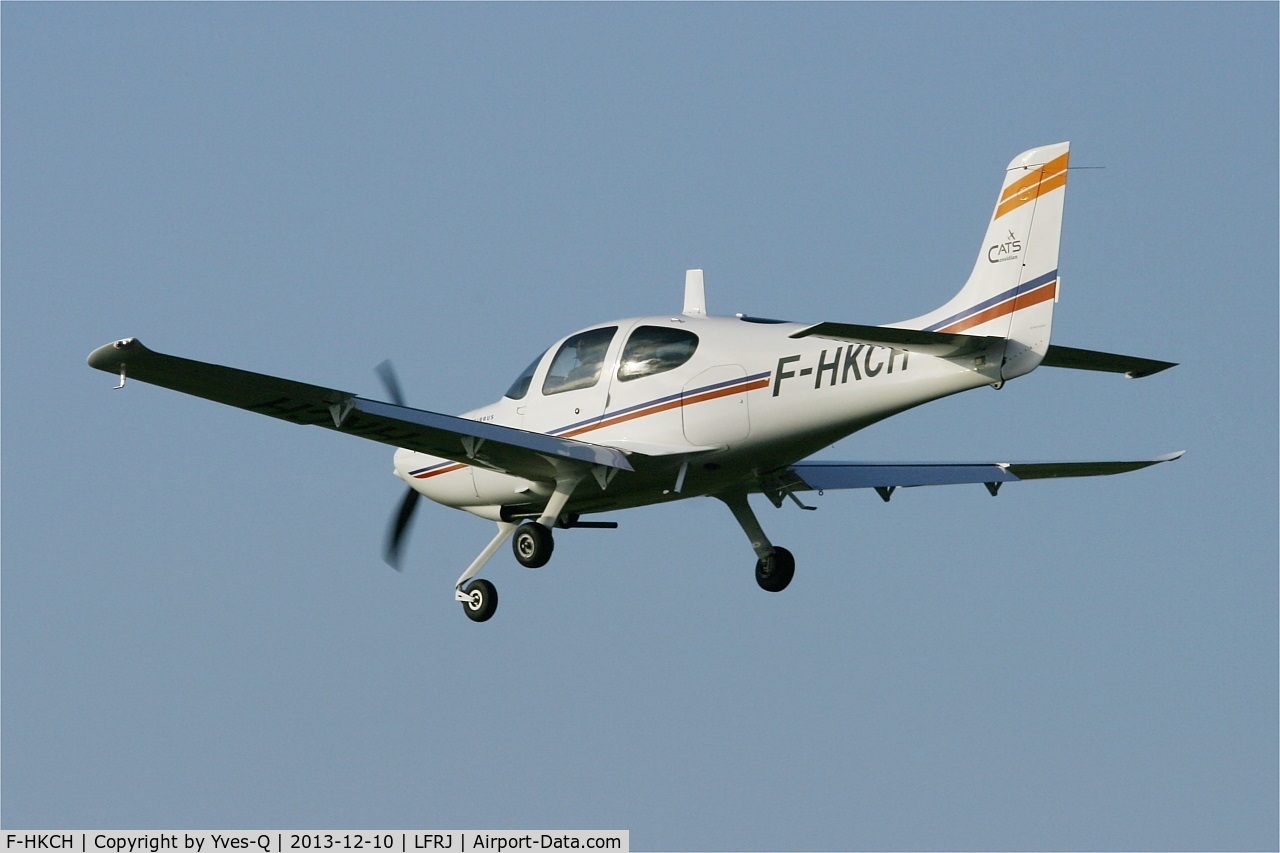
<box><xmin>395</xmin><ymin>314</ymin><xmax>996</xmax><ymax>520</ymax></box>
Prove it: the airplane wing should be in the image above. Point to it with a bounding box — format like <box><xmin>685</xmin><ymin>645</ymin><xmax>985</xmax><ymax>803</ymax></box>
<box><xmin>87</xmin><ymin>338</ymin><xmax>633</xmax><ymax>481</ymax></box>
<box><xmin>790</xmin><ymin>323</ymin><xmax>1176</xmax><ymax>377</ymax></box>
<box><xmin>760</xmin><ymin>452</ymin><xmax>1183</xmax><ymax>502</ymax></box>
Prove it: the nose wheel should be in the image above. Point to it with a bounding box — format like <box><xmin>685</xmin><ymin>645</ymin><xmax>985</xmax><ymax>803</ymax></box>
<box><xmin>459</xmin><ymin>578</ymin><xmax>498</xmax><ymax>622</ymax></box>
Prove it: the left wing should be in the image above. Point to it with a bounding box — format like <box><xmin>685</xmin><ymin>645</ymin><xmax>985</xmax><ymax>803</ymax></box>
<box><xmin>87</xmin><ymin>338</ymin><xmax>633</xmax><ymax>482</ymax></box>
<box><xmin>760</xmin><ymin>452</ymin><xmax>1183</xmax><ymax>502</ymax></box>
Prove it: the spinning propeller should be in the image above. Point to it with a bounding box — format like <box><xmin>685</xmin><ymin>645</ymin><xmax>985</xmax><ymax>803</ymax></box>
<box><xmin>377</xmin><ymin>359</ymin><xmax>419</xmax><ymax>570</ymax></box>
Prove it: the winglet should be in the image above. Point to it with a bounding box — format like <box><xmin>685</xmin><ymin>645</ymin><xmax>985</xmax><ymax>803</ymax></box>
<box><xmin>683</xmin><ymin>269</ymin><xmax>706</xmax><ymax>316</ymax></box>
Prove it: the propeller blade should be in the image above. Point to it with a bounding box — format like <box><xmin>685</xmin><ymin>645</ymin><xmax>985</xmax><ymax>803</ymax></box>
<box><xmin>377</xmin><ymin>362</ymin><xmax>419</xmax><ymax>570</ymax></box>
<box><xmin>384</xmin><ymin>486</ymin><xmax>421</xmax><ymax>571</ymax></box>
<box><xmin>375</xmin><ymin>359</ymin><xmax>407</xmax><ymax>407</ymax></box>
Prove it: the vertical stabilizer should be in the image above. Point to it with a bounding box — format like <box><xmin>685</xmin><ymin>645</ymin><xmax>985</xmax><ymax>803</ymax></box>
<box><xmin>898</xmin><ymin>142</ymin><xmax>1070</xmax><ymax>381</ymax></box>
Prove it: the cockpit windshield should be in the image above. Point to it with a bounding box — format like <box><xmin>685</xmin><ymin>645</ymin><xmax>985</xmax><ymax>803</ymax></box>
<box><xmin>503</xmin><ymin>352</ymin><xmax>544</xmax><ymax>400</ymax></box>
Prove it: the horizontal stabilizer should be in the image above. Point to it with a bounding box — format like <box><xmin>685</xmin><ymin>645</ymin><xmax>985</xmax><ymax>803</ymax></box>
<box><xmin>1004</xmin><ymin>452</ymin><xmax>1185</xmax><ymax>479</ymax></box>
<box><xmin>775</xmin><ymin>451</ymin><xmax>1183</xmax><ymax>493</ymax></box>
<box><xmin>87</xmin><ymin>338</ymin><xmax>633</xmax><ymax>482</ymax></box>
<box><xmin>1041</xmin><ymin>344</ymin><xmax>1176</xmax><ymax>378</ymax></box>
<box><xmin>790</xmin><ymin>322</ymin><xmax>1000</xmax><ymax>358</ymax></box>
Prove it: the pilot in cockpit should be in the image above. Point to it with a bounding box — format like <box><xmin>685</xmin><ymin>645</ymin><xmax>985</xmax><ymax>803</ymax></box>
<box><xmin>563</xmin><ymin>334</ymin><xmax>607</xmax><ymax>389</ymax></box>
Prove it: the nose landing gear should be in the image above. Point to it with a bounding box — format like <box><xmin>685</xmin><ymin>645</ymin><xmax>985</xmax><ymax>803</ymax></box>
<box><xmin>450</xmin><ymin>472</ymin><xmax>586</xmax><ymax>621</ymax></box>
<box><xmin>460</xmin><ymin>578</ymin><xmax>498</xmax><ymax>622</ymax></box>
<box><xmin>452</xmin><ymin>521</ymin><xmax>516</xmax><ymax>623</ymax></box>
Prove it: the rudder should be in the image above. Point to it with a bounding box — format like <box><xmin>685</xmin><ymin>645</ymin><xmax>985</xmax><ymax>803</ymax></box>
<box><xmin>900</xmin><ymin>142</ymin><xmax>1070</xmax><ymax>381</ymax></box>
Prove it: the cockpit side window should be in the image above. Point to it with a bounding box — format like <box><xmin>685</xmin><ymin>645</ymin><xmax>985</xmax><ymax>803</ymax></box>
<box><xmin>617</xmin><ymin>326</ymin><xmax>699</xmax><ymax>382</ymax></box>
<box><xmin>542</xmin><ymin>327</ymin><xmax>618</xmax><ymax>395</ymax></box>
<box><xmin>503</xmin><ymin>351</ymin><xmax>545</xmax><ymax>400</ymax></box>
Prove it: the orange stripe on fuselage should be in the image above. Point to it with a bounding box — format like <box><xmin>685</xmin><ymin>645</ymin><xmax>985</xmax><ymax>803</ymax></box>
<box><xmin>414</xmin><ymin>461</ymin><xmax>468</xmax><ymax>479</ymax></box>
<box><xmin>937</xmin><ymin>279</ymin><xmax>1058</xmax><ymax>334</ymax></box>
<box><xmin>561</xmin><ymin>376</ymin><xmax>770</xmax><ymax>439</ymax></box>
<box><xmin>412</xmin><ymin>376</ymin><xmax>771</xmax><ymax>477</ymax></box>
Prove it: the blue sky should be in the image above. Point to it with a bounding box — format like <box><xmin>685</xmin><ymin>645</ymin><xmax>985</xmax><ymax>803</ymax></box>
<box><xmin>4</xmin><ymin>3</ymin><xmax>1276</xmax><ymax>849</ymax></box>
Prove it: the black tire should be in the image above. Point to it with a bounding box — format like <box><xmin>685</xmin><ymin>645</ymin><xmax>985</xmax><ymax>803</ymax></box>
<box><xmin>512</xmin><ymin>521</ymin><xmax>554</xmax><ymax>568</ymax></box>
<box><xmin>755</xmin><ymin>546</ymin><xmax>795</xmax><ymax>592</ymax></box>
<box><xmin>461</xmin><ymin>578</ymin><xmax>498</xmax><ymax>622</ymax></box>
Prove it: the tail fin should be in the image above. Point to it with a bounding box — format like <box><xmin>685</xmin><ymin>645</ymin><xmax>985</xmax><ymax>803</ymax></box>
<box><xmin>899</xmin><ymin>142</ymin><xmax>1070</xmax><ymax>381</ymax></box>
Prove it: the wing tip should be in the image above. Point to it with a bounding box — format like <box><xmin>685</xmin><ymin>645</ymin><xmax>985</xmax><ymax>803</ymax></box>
<box><xmin>87</xmin><ymin>337</ymin><xmax>143</xmax><ymax>371</ymax></box>
<box><xmin>1125</xmin><ymin>361</ymin><xmax>1179</xmax><ymax>379</ymax></box>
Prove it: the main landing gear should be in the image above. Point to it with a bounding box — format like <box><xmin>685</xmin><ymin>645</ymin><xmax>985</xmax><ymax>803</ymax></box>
<box><xmin>450</xmin><ymin>483</ymin><xmax>795</xmax><ymax>622</ymax></box>
<box><xmin>720</xmin><ymin>492</ymin><xmax>796</xmax><ymax>593</ymax></box>
<box><xmin>512</xmin><ymin>521</ymin><xmax>554</xmax><ymax>568</ymax></box>
<box><xmin>755</xmin><ymin>546</ymin><xmax>795</xmax><ymax>592</ymax></box>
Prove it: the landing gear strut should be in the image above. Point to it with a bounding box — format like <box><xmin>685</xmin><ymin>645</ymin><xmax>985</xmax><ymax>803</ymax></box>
<box><xmin>451</xmin><ymin>471</ymin><xmax>586</xmax><ymax>621</ymax></box>
<box><xmin>718</xmin><ymin>492</ymin><xmax>796</xmax><ymax>593</ymax></box>
<box><xmin>453</xmin><ymin>521</ymin><xmax>516</xmax><ymax>623</ymax></box>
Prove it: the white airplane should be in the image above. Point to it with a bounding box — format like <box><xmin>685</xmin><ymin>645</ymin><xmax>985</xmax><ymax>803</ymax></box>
<box><xmin>89</xmin><ymin>142</ymin><xmax>1180</xmax><ymax>622</ymax></box>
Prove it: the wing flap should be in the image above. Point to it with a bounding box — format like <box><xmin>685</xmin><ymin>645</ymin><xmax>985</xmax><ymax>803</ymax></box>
<box><xmin>87</xmin><ymin>338</ymin><xmax>632</xmax><ymax>481</ymax></box>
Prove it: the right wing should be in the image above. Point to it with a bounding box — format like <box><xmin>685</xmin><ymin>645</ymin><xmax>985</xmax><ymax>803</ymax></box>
<box><xmin>761</xmin><ymin>452</ymin><xmax>1184</xmax><ymax>501</ymax></box>
<box><xmin>87</xmin><ymin>338</ymin><xmax>633</xmax><ymax>482</ymax></box>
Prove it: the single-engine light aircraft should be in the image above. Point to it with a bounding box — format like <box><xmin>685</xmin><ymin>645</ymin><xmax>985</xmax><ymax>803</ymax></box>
<box><xmin>90</xmin><ymin>142</ymin><xmax>1181</xmax><ymax>622</ymax></box>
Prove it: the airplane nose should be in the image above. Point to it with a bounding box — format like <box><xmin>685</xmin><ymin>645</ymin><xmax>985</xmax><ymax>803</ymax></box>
<box><xmin>392</xmin><ymin>447</ymin><xmax>414</xmax><ymax>481</ymax></box>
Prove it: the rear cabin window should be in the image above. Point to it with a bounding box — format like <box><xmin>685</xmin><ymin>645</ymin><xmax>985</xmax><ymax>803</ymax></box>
<box><xmin>542</xmin><ymin>327</ymin><xmax>618</xmax><ymax>395</ymax></box>
<box><xmin>617</xmin><ymin>326</ymin><xmax>699</xmax><ymax>382</ymax></box>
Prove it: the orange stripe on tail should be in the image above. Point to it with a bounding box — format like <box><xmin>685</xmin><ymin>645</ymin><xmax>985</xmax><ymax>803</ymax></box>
<box><xmin>995</xmin><ymin>151</ymin><xmax>1069</xmax><ymax>220</ymax></box>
